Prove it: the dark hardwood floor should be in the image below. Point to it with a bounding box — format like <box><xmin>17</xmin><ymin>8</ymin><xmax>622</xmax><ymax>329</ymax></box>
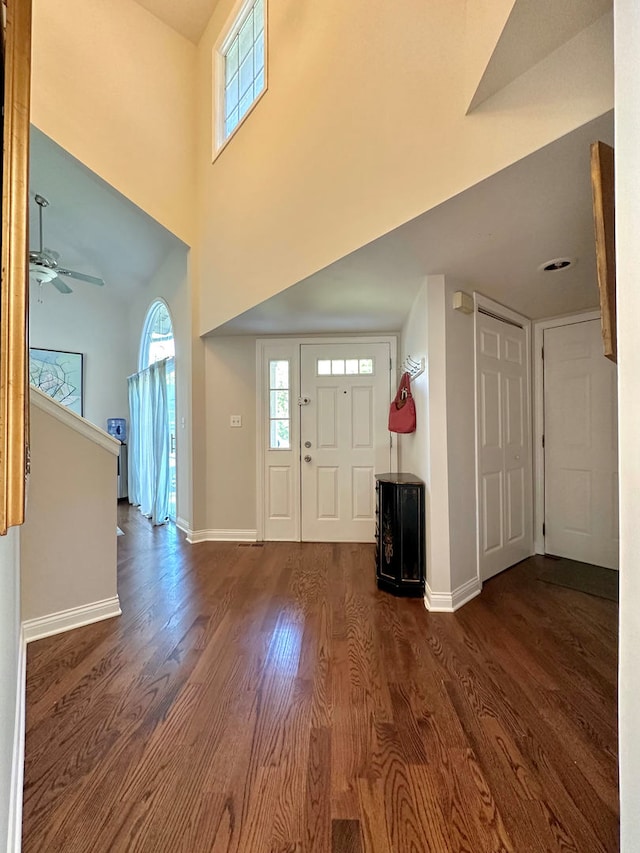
<box><xmin>22</xmin><ymin>505</ymin><xmax>619</xmax><ymax>852</ymax></box>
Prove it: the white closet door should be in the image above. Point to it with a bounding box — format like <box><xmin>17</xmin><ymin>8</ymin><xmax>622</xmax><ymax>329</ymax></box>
<box><xmin>544</xmin><ymin>320</ymin><xmax>618</xmax><ymax>569</ymax></box>
<box><xmin>476</xmin><ymin>310</ymin><xmax>532</xmax><ymax>580</ymax></box>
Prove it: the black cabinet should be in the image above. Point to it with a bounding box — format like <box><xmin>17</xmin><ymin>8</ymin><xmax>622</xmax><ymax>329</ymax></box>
<box><xmin>375</xmin><ymin>473</ymin><xmax>425</xmax><ymax>597</ymax></box>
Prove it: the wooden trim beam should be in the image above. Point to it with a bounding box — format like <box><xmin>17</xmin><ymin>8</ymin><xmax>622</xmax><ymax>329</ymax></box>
<box><xmin>0</xmin><ymin>0</ymin><xmax>32</xmax><ymax>534</ymax></box>
<box><xmin>591</xmin><ymin>140</ymin><xmax>616</xmax><ymax>363</ymax></box>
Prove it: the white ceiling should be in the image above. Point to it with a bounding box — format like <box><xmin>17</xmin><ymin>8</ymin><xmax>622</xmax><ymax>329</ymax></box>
<box><xmin>132</xmin><ymin>0</ymin><xmax>219</xmax><ymax>43</ymax></box>
<box><xmin>30</xmin><ymin>111</ymin><xmax>613</xmax><ymax>335</ymax></box>
<box><xmin>469</xmin><ymin>0</ymin><xmax>612</xmax><ymax>111</ymax></box>
<box><xmin>29</xmin><ymin>127</ymin><xmax>183</xmax><ymax>300</ymax></box>
<box><xmin>213</xmin><ymin>111</ymin><xmax>614</xmax><ymax>336</ymax></box>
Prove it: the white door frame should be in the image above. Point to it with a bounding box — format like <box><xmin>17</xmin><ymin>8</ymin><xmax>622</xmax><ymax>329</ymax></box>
<box><xmin>474</xmin><ymin>293</ymin><xmax>534</xmax><ymax>582</ymax></box>
<box><xmin>256</xmin><ymin>335</ymin><xmax>398</xmax><ymax>542</ymax></box>
<box><xmin>532</xmin><ymin>309</ymin><xmax>601</xmax><ymax>555</ymax></box>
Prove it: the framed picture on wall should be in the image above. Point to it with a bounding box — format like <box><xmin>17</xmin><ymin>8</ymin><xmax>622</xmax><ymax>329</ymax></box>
<box><xmin>29</xmin><ymin>348</ymin><xmax>84</xmax><ymax>416</ymax></box>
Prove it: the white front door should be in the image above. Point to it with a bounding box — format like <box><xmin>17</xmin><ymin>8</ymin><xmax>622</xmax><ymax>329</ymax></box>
<box><xmin>300</xmin><ymin>343</ymin><xmax>391</xmax><ymax>542</ymax></box>
<box><xmin>476</xmin><ymin>307</ymin><xmax>533</xmax><ymax>581</ymax></box>
<box><xmin>544</xmin><ymin>320</ymin><xmax>619</xmax><ymax>569</ymax></box>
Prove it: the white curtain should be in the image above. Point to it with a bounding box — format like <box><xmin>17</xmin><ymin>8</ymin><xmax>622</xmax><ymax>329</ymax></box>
<box><xmin>127</xmin><ymin>358</ymin><xmax>170</xmax><ymax>525</ymax></box>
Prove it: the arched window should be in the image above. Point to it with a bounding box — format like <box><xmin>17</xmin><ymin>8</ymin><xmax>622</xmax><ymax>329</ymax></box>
<box><xmin>135</xmin><ymin>299</ymin><xmax>177</xmax><ymax>521</ymax></box>
<box><xmin>140</xmin><ymin>300</ymin><xmax>175</xmax><ymax>370</ymax></box>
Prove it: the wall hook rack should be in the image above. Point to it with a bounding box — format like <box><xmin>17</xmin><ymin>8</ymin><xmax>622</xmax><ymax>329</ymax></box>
<box><xmin>401</xmin><ymin>355</ymin><xmax>425</xmax><ymax>380</ymax></box>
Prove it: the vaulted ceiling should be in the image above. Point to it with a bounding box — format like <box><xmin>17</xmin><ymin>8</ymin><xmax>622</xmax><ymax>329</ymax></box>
<box><xmin>132</xmin><ymin>0</ymin><xmax>220</xmax><ymax>43</ymax></box>
<box><xmin>468</xmin><ymin>0</ymin><xmax>613</xmax><ymax>110</ymax></box>
<box><xmin>29</xmin><ymin>127</ymin><xmax>183</xmax><ymax>301</ymax></box>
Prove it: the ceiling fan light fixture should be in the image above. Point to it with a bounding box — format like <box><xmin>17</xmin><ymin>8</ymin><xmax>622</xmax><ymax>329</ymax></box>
<box><xmin>29</xmin><ymin>263</ymin><xmax>57</xmax><ymax>284</ymax></box>
<box><xmin>29</xmin><ymin>192</ymin><xmax>106</xmax><ymax>289</ymax></box>
<box><xmin>538</xmin><ymin>257</ymin><xmax>575</xmax><ymax>273</ymax></box>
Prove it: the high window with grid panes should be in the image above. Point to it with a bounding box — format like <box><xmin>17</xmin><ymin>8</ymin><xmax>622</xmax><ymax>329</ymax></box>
<box><xmin>214</xmin><ymin>0</ymin><xmax>266</xmax><ymax>153</ymax></box>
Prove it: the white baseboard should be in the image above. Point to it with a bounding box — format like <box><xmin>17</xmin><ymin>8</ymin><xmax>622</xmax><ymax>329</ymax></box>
<box><xmin>186</xmin><ymin>528</ymin><xmax>257</xmax><ymax>544</ymax></box>
<box><xmin>424</xmin><ymin>584</ymin><xmax>455</xmax><ymax>612</ymax></box>
<box><xmin>451</xmin><ymin>575</ymin><xmax>482</xmax><ymax>609</ymax></box>
<box><xmin>7</xmin><ymin>628</ymin><xmax>26</xmax><ymax>853</ymax></box>
<box><xmin>23</xmin><ymin>596</ymin><xmax>122</xmax><ymax>644</ymax></box>
<box><xmin>424</xmin><ymin>575</ymin><xmax>482</xmax><ymax>612</ymax></box>
<box><xmin>175</xmin><ymin>516</ymin><xmax>190</xmax><ymax>535</ymax></box>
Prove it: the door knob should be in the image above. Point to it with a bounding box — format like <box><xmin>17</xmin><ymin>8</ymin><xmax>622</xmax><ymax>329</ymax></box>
<box><xmin>304</xmin><ymin>441</ymin><xmax>312</xmax><ymax>448</ymax></box>
<box><xmin>304</xmin><ymin>455</ymin><xmax>312</xmax><ymax>463</ymax></box>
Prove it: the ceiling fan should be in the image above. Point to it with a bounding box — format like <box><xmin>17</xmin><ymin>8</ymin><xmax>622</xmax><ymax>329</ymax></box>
<box><xmin>29</xmin><ymin>194</ymin><xmax>106</xmax><ymax>294</ymax></box>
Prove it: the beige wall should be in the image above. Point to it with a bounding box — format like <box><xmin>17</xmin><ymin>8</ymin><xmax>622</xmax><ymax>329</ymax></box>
<box><xmin>21</xmin><ymin>396</ymin><xmax>119</xmax><ymax>622</ymax></box>
<box><xmin>399</xmin><ymin>276</ymin><xmax>454</xmax><ymax>596</ymax></box>
<box><xmin>190</xmin><ymin>338</ymin><xmax>208</xmax><ymax>532</ymax></box>
<box><xmin>399</xmin><ymin>276</ymin><xmax>477</xmax><ymax>599</ymax></box>
<box><xmin>615</xmin><ymin>1</ymin><xmax>640</xmax><ymax>848</ymax></box>
<box><xmin>443</xmin><ymin>279</ymin><xmax>478</xmax><ymax>591</ymax></box>
<box><xmin>203</xmin><ymin>336</ymin><xmax>257</xmax><ymax>533</ymax></box>
<box><xmin>31</xmin><ymin>0</ymin><xmax>197</xmax><ymax>246</ymax></box>
<box><xmin>196</xmin><ymin>2</ymin><xmax>612</xmax><ymax>334</ymax></box>
<box><xmin>398</xmin><ymin>282</ymin><xmax>429</xmax><ymax>537</ymax></box>
<box><xmin>424</xmin><ymin>276</ymin><xmax>454</xmax><ymax>595</ymax></box>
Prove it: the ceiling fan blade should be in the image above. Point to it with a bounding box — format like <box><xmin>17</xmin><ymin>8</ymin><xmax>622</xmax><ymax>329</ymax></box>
<box><xmin>43</xmin><ymin>247</ymin><xmax>60</xmax><ymax>261</ymax></box>
<box><xmin>51</xmin><ymin>277</ymin><xmax>73</xmax><ymax>295</ymax></box>
<box><xmin>57</xmin><ymin>268</ymin><xmax>105</xmax><ymax>286</ymax></box>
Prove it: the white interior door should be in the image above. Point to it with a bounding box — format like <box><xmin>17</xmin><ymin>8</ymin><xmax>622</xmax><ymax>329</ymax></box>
<box><xmin>476</xmin><ymin>308</ymin><xmax>533</xmax><ymax>581</ymax></box>
<box><xmin>544</xmin><ymin>320</ymin><xmax>618</xmax><ymax>568</ymax></box>
<box><xmin>300</xmin><ymin>343</ymin><xmax>391</xmax><ymax>542</ymax></box>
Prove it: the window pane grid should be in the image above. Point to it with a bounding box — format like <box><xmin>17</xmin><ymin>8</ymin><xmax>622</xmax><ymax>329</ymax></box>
<box><xmin>222</xmin><ymin>0</ymin><xmax>265</xmax><ymax>136</ymax></box>
<box><xmin>226</xmin><ymin>39</ymin><xmax>239</xmax><ymax>77</ymax></box>
<box><xmin>142</xmin><ymin>302</ymin><xmax>175</xmax><ymax>369</ymax></box>
<box><xmin>239</xmin><ymin>54</ymin><xmax>253</xmax><ymax>99</ymax></box>
<box><xmin>226</xmin><ymin>74</ymin><xmax>239</xmax><ymax>112</ymax></box>
<box><xmin>238</xmin><ymin>13</ymin><xmax>253</xmax><ymax>59</ymax></box>
<box><xmin>269</xmin><ymin>390</ymin><xmax>289</xmax><ymax>418</ymax></box>
<box><xmin>269</xmin><ymin>360</ymin><xmax>290</xmax><ymax>449</ymax></box>
<box><xmin>316</xmin><ymin>357</ymin><xmax>374</xmax><ymax>376</ymax></box>
<box><xmin>254</xmin><ymin>0</ymin><xmax>264</xmax><ymax>33</ymax></box>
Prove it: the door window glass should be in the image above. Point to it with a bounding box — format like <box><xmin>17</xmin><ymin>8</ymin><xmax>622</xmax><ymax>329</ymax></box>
<box><xmin>269</xmin><ymin>359</ymin><xmax>290</xmax><ymax>449</ymax></box>
<box><xmin>315</xmin><ymin>357</ymin><xmax>374</xmax><ymax>376</ymax></box>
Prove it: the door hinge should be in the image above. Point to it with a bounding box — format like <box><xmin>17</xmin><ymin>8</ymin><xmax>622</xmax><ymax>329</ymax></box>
<box><xmin>541</xmin><ymin>347</ymin><xmax>544</xmax><ymax>361</ymax></box>
<box><xmin>389</xmin><ymin>357</ymin><xmax>392</xmax><ymax>372</ymax></box>
<box><xmin>542</xmin><ymin>522</ymin><xmax>546</xmax><ymax>536</ymax></box>
<box><xmin>542</xmin><ymin>434</ymin><xmax>545</xmax><ymax>448</ymax></box>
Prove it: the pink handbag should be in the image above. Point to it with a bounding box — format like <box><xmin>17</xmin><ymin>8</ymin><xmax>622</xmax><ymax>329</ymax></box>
<box><xmin>388</xmin><ymin>372</ymin><xmax>416</xmax><ymax>433</ymax></box>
